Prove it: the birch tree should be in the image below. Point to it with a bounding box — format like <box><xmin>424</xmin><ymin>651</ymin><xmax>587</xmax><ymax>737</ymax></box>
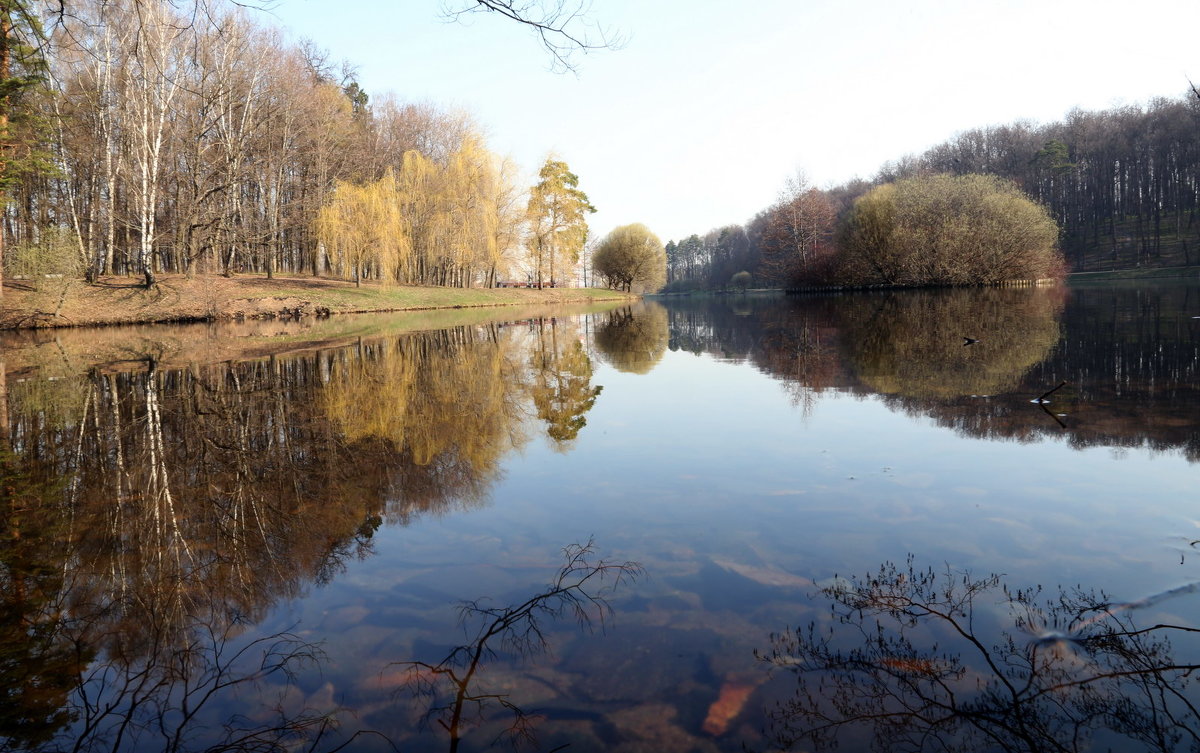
<box><xmin>127</xmin><ymin>1</ymin><xmax>185</xmax><ymax>287</ymax></box>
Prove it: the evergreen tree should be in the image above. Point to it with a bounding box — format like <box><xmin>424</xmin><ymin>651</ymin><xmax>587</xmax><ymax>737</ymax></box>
<box><xmin>0</xmin><ymin>0</ymin><xmax>48</xmax><ymax>299</ymax></box>
<box><xmin>526</xmin><ymin>158</ymin><xmax>594</xmax><ymax>287</ymax></box>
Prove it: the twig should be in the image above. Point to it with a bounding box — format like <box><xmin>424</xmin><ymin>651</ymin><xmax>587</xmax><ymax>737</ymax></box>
<box><xmin>1037</xmin><ymin>401</ymin><xmax>1066</xmax><ymax>429</ymax></box>
<box><xmin>1033</xmin><ymin>380</ymin><xmax>1066</xmax><ymax>404</ymax></box>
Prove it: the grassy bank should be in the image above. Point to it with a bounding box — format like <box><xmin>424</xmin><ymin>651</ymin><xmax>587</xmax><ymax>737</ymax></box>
<box><xmin>0</xmin><ymin>274</ymin><xmax>636</xmax><ymax>330</ymax></box>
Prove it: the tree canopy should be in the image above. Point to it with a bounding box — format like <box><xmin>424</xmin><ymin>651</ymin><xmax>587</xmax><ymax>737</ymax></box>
<box><xmin>526</xmin><ymin>158</ymin><xmax>594</xmax><ymax>286</ymax></box>
<box><xmin>836</xmin><ymin>173</ymin><xmax>1063</xmax><ymax>286</ymax></box>
<box><xmin>592</xmin><ymin>222</ymin><xmax>666</xmax><ymax>293</ymax></box>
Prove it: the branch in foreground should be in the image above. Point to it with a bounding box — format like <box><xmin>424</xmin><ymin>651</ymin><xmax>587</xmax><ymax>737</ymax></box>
<box><xmin>443</xmin><ymin>0</ymin><xmax>624</xmax><ymax>72</ymax></box>
<box><xmin>398</xmin><ymin>537</ymin><xmax>643</xmax><ymax>751</ymax></box>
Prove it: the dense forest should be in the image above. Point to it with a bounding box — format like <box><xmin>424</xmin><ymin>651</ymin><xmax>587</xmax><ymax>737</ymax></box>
<box><xmin>667</xmin><ymin>90</ymin><xmax>1200</xmax><ymax>290</ymax></box>
<box><xmin>0</xmin><ymin>0</ymin><xmax>600</xmax><ymax>295</ymax></box>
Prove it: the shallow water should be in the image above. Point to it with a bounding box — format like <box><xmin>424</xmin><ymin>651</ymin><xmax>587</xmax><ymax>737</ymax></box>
<box><xmin>2</xmin><ymin>281</ymin><xmax>1198</xmax><ymax>752</ymax></box>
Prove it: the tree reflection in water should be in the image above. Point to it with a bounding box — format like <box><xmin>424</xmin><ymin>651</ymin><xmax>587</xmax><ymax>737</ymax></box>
<box><xmin>593</xmin><ymin>303</ymin><xmax>669</xmax><ymax>375</ymax></box>
<box><xmin>835</xmin><ymin>286</ymin><xmax>1065</xmax><ymax>399</ymax></box>
<box><xmin>664</xmin><ymin>284</ymin><xmax>1200</xmax><ymax>461</ymax></box>
<box><xmin>0</xmin><ymin>319</ymin><xmax>602</xmax><ymax>751</ymax></box>
<box><xmin>527</xmin><ymin>317</ymin><xmax>603</xmax><ymax>447</ymax></box>
<box><xmin>757</xmin><ymin>557</ymin><xmax>1200</xmax><ymax>752</ymax></box>
<box><xmin>400</xmin><ymin>539</ymin><xmax>643</xmax><ymax>753</ymax></box>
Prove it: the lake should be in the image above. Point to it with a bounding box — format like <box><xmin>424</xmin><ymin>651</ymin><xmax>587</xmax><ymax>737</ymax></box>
<box><xmin>1</xmin><ymin>280</ymin><xmax>1198</xmax><ymax>753</ymax></box>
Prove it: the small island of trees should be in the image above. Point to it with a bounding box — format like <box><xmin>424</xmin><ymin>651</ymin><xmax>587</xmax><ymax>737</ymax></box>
<box><xmin>650</xmin><ymin>172</ymin><xmax>1064</xmax><ymax>294</ymax></box>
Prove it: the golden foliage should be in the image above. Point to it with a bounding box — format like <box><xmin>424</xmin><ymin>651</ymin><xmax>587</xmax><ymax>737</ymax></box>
<box><xmin>592</xmin><ymin>223</ymin><xmax>667</xmax><ymax>293</ymax></box>
<box><xmin>837</xmin><ymin>174</ymin><xmax>1064</xmax><ymax>285</ymax></box>
<box><xmin>316</xmin><ymin>134</ymin><xmax>514</xmax><ymax>287</ymax></box>
<box><xmin>838</xmin><ymin>286</ymin><xmax>1065</xmax><ymax>398</ymax></box>
<box><xmin>526</xmin><ymin>159</ymin><xmax>595</xmax><ymax>286</ymax></box>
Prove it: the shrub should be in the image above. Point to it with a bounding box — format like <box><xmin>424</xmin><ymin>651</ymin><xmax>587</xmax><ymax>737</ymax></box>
<box><xmin>836</xmin><ymin>174</ymin><xmax>1063</xmax><ymax>286</ymax></box>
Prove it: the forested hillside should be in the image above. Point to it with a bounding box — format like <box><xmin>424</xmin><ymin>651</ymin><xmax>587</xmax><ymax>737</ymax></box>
<box><xmin>892</xmin><ymin>94</ymin><xmax>1200</xmax><ymax>271</ymax></box>
<box><xmin>667</xmin><ymin>91</ymin><xmax>1200</xmax><ymax>289</ymax></box>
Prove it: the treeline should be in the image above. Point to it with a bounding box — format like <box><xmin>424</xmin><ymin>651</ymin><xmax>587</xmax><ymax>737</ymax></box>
<box><xmin>667</xmin><ymin>90</ymin><xmax>1200</xmax><ymax>288</ymax></box>
<box><xmin>1</xmin><ymin>0</ymin><xmax>584</xmax><ymax>290</ymax></box>
<box><xmin>900</xmin><ymin>95</ymin><xmax>1200</xmax><ymax>270</ymax></box>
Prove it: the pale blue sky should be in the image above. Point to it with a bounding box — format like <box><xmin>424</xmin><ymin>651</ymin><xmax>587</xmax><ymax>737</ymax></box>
<box><xmin>263</xmin><ymin>0</ymin><xmax>1200</xmax><ymax>242</ymax></box>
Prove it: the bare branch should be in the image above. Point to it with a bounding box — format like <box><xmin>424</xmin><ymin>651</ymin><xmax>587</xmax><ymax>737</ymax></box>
<box><xmin>442</xmin><ymin>0</ymin><xmax>624</xmax><ymax>73</ymax></box>
<box><xmin>396</xmin><ymin>537</ymin><xmax>642</xmax><ymax>751</ymax></box>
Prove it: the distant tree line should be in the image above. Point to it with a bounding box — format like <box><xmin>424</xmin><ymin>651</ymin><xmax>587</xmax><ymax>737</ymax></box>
<box><xmin>668</xmin><ymin>90</ymin><xmax>1200</xmax><ymax>289</ymax></box>
<box><xmin>893</xmin><ymin>93</ymin><xmax>1200</xmax><ymax>271</ymax></box>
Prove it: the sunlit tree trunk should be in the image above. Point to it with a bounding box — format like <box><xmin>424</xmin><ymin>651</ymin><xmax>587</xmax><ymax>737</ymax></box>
<box><xmin>129</xmin><ymin>3</ymin><xmax>182</xmax><ymax>287</ymax></box>
<box><xmin>0</xmin><ymin>9</ymin><xmax>11</xmax><ymax>298</ymax></box>
<box><xmin>0</xmin><ymin>359</ymin><xmax>8</xmax><ymax>445</ymax></box>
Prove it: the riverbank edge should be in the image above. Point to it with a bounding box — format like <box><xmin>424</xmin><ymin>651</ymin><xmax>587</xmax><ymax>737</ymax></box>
<box><xmin>649</xmin><ymin>278</ymin><xmax>1059</xmax><ymax>299</ymax></box>
<box><xmin>0</xmin><ymin>274</ymin><xmax>640</xmax><ymax>331</ymax></box>
<box><xmin>1065</xmin><ymin>265</ymin><xmax>1200</xmax><ymax>282</ymax></box>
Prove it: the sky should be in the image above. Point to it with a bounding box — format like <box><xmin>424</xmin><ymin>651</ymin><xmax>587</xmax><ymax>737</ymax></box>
<box><xmin>260</xmin><ymin>0</ymin><xmax>1200</xmax><ymax>243</ymax></box>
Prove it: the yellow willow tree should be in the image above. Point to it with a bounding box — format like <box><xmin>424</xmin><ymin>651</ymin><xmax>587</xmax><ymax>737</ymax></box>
<box><xmin>395</xmin><ymin>135</ymin><xmax>505</xmax><ymax>287</ymax></box>
<box><xmin>318</xmin><ymin>132</ymin><xmax>515</xmax><ymax>288</ymax></box>
<box><xmin>441</xmin><ymin>135</ymin><xmax>501</xmax><ymax>287</ymax></box>
<box><xmin>314</xmin><ymin>173</ymin><xmax>400</xmax><ymax>286</ymax></box>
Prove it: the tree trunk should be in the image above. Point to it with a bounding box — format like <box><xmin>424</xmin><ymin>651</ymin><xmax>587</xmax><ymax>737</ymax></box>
<box><xmin>0</xmin><ymin>11</ymin><xmax>10</xmax><ymax>301</ymax></box>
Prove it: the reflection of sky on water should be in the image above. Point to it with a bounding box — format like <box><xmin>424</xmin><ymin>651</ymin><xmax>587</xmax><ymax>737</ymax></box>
<box><xmin>276</xmin><ymin>328</ymin><xmax>1197</xmax><ymax>749</ymax></box>
<box><xmin>17</xmin><ymin>286</ymin><xmax>1193</xmax><ymax>752</ymax></box>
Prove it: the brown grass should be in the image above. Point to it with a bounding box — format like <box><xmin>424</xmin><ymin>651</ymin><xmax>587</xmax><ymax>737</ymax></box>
<box><xmin>0</xmin><ymin>273</ymin><xmax>636</xmax><ymax>330</ymax></box>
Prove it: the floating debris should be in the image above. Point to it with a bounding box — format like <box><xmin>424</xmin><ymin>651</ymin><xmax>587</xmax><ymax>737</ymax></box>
<box><xmin>1033</xmin><ymin>380</ymin><xmax>1067</xmax><ymax>404</ymax></box>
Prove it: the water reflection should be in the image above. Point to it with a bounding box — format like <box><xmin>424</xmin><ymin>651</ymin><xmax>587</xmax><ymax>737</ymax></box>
<box><xmin>528</xmin><ymin>318</ymin><xmax>602</xmax><ymax>447</ymax></box>
<box><xmin>0</xmin><ymin>450</ymin><xmax>84</xmax><ymax>751</ymax></box>
<box><xmin>323</xmin><ymin>326</ymin><xmax>529</xmax><ymax>515</ymax></box>
<box><xmin>0</xmin><ymin>318</ymin><xmax>598</xmax><ymax>750</ymax></box>
<box><xmin>593</xmin><ymin>303</ymin><xmax>670</xmax><ymax>374</ymax></box>
<box><xmin>835</xmin><ymin>286</ymin><xmax>1064</xmax><ymax>398</ymax></box>
<box><xmin>663</xmin><ymin>283</ymin><xmax>1200</xmax><ymax>461</ymax></box>
<box><xmin>757</xmin><ymin>556</ymin><xmax>1200</xmax><ymax>753</ymax></box>
<box><xmin>1</xmin><ymin>283</ymin><xmax>1198</xmax><ymax>751</ymax></box>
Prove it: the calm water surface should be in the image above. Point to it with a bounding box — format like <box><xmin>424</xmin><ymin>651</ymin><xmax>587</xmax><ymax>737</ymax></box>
<box><xmin>2</xmin><ymin>282</ymin><xmax>1199</xmax><ymax>752</ymax></box>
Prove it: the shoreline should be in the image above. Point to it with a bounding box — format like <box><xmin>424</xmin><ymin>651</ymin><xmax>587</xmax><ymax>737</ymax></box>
<box><xmin>0</xmin><ymin>294</ymin><xmax>638</xmax><ymax>380</ymax></box>
<box><xmin>0</xmin><ymin>273</ymin><xmax>638</xmax><ymax>331</ymax></box>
